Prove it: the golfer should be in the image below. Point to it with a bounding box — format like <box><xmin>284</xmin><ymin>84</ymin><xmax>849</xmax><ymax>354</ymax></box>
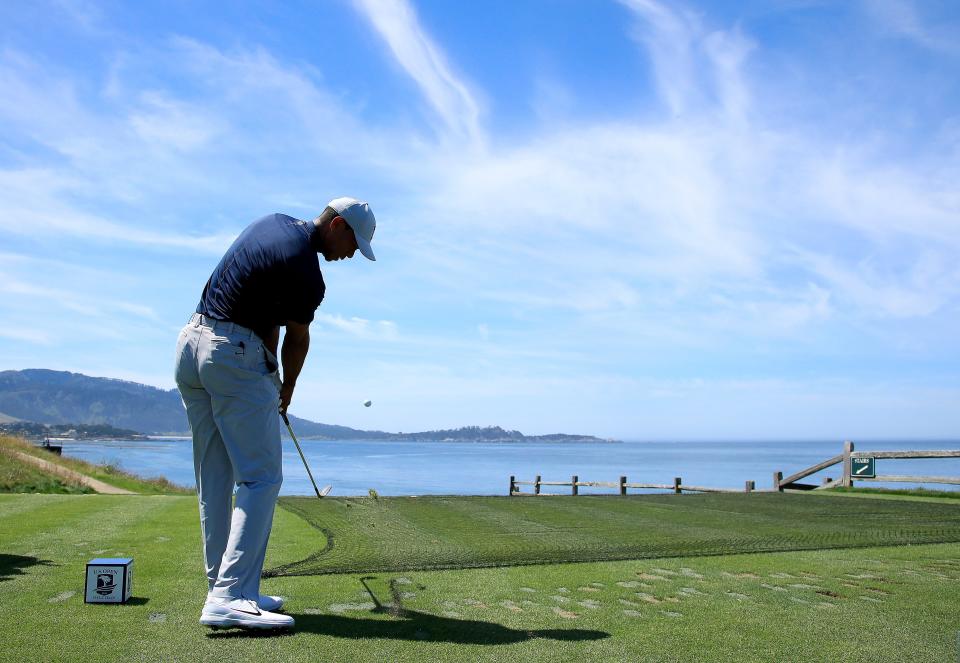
<box><xmin>174</xmin><ymin>198</ymin><xmax>376</xmax><ymax>630</ymax></box>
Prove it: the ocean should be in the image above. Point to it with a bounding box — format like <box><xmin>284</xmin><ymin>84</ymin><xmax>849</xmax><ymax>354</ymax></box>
<box><xmin>59</xmin><ymin>437</ymin><xmax>960</xmax><ymax>496</ymax></box>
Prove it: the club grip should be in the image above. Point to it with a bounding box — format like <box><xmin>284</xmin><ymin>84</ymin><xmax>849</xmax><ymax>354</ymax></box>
<box><xmin>280</xmin><ymin>410</ymin><xmax>290</xmax><ymax>426</ymax></box>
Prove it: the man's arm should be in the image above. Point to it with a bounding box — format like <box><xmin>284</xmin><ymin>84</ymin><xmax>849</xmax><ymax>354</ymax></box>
<box><xmin>279</xmin><ymin>320</ymin><xmax>310</xmax><ymax>414</ymax></box>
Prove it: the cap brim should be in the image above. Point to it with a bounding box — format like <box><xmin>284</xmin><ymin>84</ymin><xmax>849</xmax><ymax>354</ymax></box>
<box><xmin>356</xmin><ymin>233</ymin><xmax>376</xmax><ymax>261</ymax></box>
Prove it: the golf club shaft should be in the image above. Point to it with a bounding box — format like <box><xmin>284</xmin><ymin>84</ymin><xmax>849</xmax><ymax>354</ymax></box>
<box><xmin>281</xmin><ymin>411</ymin><xmax>322</xmax><ymax>499</ymax></box>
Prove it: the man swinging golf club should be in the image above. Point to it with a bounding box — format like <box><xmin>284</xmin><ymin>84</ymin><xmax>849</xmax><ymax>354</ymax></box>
<box><xmin>174</xmin><ymin>198</ymin><xmax>376</xmax><ymax>630</ymax></box>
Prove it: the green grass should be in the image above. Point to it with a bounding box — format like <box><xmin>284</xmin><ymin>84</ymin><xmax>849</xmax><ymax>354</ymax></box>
<box><xmin>266</xmin><ymin>493</ymin><xmax>960</xmax><ymax>576</ymax></box>
<box><xmin>0</xmin><ymin>435</ymin><xmax>191</xmax><ymax>495</ymax></box>
<box><xmin>827</xmin><ymin>486</ymin><xmax>960</xmax><ymax>500</ymax></box>
<box><xmin>1</xmin><ymin>492</ymin><xmax>959</xmax><ymax>662</ymax></box>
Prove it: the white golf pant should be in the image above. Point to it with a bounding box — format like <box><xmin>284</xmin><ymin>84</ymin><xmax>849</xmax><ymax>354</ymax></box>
<box><xmin>174</xmin><ymin>313</ymin><xmax>284</xmax><ymax>601</ymax></box>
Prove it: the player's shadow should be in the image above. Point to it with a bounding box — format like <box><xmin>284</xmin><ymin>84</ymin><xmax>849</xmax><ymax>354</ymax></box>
<box><xmin>0</xmin><ymin>554</ymin><xmax>53</xmax><ymax>583</ymax></box>
<box><xmin>207</xmin><ymin>576</ymin><xmax>609</xmax><ymax>643</ymax></box>
<box><xmin>304</xmin><ymin>610</ymin><xmax>609</xmax><ymax>644</ymax></box>
<box><xmin>207</xmin><ymin>609</ymin><xmax>609</xmax><ymax>643</ymax></box>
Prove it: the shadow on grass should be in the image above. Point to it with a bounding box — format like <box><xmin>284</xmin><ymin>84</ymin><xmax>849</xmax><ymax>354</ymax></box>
<box><xmin>207</xmin><ymin>609</ymin><xmax>610</xmax><ymax>644</ymax></box>
<box><xmin>84</xmin><ymin>597</ymin><xmax>150</xmax><ymax>606</ymax></box>
<box><xmin>0</xmin><ymin>554</ymin><xmax>53</xmax><ymax>582</ymax></box>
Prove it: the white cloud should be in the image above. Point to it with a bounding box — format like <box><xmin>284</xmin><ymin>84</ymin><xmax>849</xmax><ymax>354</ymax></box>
<box><xmin>619</xmin><ymin>0</ymin><xmax>701</xmax><ymax>115</ymax></box>
<box><xmin>618</xmin><ymin>0</ymin><xmax>755</xmax><ymax>121</ymax></box>
<box><xmin>352</xmin><ymin>0</ymin><xmax>483</xmax><ymax>146</ymax></box>
<box><xmin>804</xmin><ymin>152</ymin><xmax>960</xmax><ymax>247</ymax></box>
<box><xmin>0</xmin><ymin>168</ymin><xmax>235</xmax><ymax>251</ymax></box>
<box><xmin>0</xmin><ymin>327</ymin><xmax>55</xmax><ymax>345</ymax></box>
<box><xmin>128</xmin><ymin>92</ymin><xmax>221</xmax><ymax>152</ymax></box>
<box><xmin>0</xmin><ymin>273</ymin><xmax>163</xmax><ymax>323</ymax></box>
<box><xmin>863</xmin><ymin>0</ymin><xmax>960</xmax><ymax>55</ymax></box>
<box><xmin>794</xmin><ymin>249</ymin><xmax>959</xmax><ymax>318</ymax></box>
<box><xmin>315</xmin><ymin>312</ymin><xmax>400</xmax><ymax>340</ymax></box>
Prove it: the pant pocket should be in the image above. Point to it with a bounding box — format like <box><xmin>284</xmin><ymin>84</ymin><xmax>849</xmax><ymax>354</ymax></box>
<box><xmin>264</xmin><ymin>347</ymin><xmax>279</xmax><ymax>374</ymax></box>
<box><xmin>263</xmin><ymin>348</ymin><xmax>282</xmax><ymax>393</ymax></box>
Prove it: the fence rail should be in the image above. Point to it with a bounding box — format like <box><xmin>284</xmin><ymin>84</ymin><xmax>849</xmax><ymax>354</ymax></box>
<box><xmin>776</xmin><ymin>441</ymin><xmax>960</xmax><ymax>491</ymax></box>
<box><xmin>511</xmin><ymin>443</ymin><xmax>959</xmax><ymax>498</ymax></box>
<box><xmin>856</xmin><ymin>475</ymin><xmax>960</xmax><ymax>485</ymax></box>
<box><xmin>509</xmin><ymin>475</ymin><xmax>756</xmax><ymax>496</ymax></box>
<box><xmin>852</xmin><ymin>450</ymin><xmax>960</xmax><ymax>459</ymax></box>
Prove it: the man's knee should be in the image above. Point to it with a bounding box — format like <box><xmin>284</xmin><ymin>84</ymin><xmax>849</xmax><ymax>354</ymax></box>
<box><xmin>237</xmin><ymin>473</ymin><xmax>283</xmax><ymax>496</ymax></box>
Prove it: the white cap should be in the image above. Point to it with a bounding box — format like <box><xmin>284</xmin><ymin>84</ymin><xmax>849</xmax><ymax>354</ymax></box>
<box><xmin>328</xmin><ymin>196</ymin><xmax>376</xmax><ymax>261</ymax></box>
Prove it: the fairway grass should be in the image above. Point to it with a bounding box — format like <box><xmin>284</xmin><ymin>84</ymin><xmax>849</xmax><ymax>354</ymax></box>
<box><xmin>1</xmin><ymin>493</ymin><xmax>959</xmax><ymax>661</ymax></box>
<box><xmin>267</xmin><ymin>493</ymin><xmax>960</xmax><ymax>576</ymax></box>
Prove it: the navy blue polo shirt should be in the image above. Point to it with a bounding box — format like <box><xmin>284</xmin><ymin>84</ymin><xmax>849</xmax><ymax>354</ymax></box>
<box><xmin>196</xmin><ymin>213</ymin><xmax>325</xmax><ymax>342</ymax></box>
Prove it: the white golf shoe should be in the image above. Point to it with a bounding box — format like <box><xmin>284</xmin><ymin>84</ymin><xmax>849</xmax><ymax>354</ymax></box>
<box><xmin>206</xmin><ymin>593</ymin><xmax>285</xmax><ymax>612</ymax></box>
<box><xmin>200</xmin><ymin>597</ymin><xmax>294</xmax><ymax>630</ymax></box>
<box><xmin>258</xmin><ymin>594</ymin><xmax>285</xmax><ymax>612</ymax></box>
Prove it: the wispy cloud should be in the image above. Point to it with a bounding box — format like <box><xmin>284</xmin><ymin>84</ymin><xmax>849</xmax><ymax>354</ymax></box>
<box><xmin>863</xmin><ymin>0</ymin><xmax>960</xmax><ymax>55</ymax></box>
<box><xmin>315</xmin><ymin>312</ymin><xmax>400</xmax><ymax>340</ymax></box>
<box><xmin>128</xmin><ymin>92</ymin><xmax>221</xmax><ymax>152</ymax></box>
<box><xmin>0</xmin><ymin>273</ymin><xmax>163</xmax><ymax>323</ymax></box>
<box><xmin>0</xmin><ymin>328</ymin><xmax>55</xmax><ymax>345</ymax></box>
<box><xmin>618</xmin><ymin>0</ymin><xmax>754</xmax><ymax>120</ymax></box>
<box><xmin>352</xmin><ymin>0</ymin><xmax>483</xmax><ymax>146</ymax></box>
<box><xmin>0</xmin><ymin>168</ymin><xmax>235</xmax><ymax>251</ymax></box>
<box><xmin>792</xmin><ymin>249</ymin><xmax>959</xmax><ymax>319</ymax></box>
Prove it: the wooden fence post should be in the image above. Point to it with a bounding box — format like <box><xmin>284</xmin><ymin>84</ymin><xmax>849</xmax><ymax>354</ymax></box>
<box><xmin>534</xmin><ymin>474</ymin><xmax>541</xmax><ymax>495</ymax></box>
<box><xmin>509</xmin><ymin>475</ymin><xmax>515</xmax><ymax>496</ymax></box>
<box><xmin>842</xmin><ymin>440</ymin><xmax>854</xmax><ymax>488</ymax></box>
<box><xmin>673</xmin><ymin>477</ymin><xmax>682</xmax><ymax>494</ymax></box>
<box><xmin>619</xmin><ymin>476</ymin><xmax>627</xmax><ymax>496</ymax></box>
<box><xmin>745</xmin><ymin>480</ymin><xmax>754</xmax><ymax>493</ymax></box>
<box><xmin>571</xmin><ymin>475</ymin><xmax>578</xmax><ymax>496</ymax></box>
<box><xmin>773</xmin><ymin>471</ymin><xmax>782</xmax><ymax>492</ymax></box>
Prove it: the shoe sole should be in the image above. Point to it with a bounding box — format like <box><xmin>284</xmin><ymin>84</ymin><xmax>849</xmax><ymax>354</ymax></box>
<box><xmin>200</xmin><ymin>614</ymin><xmax>293</xmax><ymax>630</ymax></box>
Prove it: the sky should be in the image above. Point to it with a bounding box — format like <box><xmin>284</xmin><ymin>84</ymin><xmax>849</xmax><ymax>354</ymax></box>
<box><xmin>0</xmin><ymin>0</ymin><xmax>958</xmax><ymax>440</ymax></box>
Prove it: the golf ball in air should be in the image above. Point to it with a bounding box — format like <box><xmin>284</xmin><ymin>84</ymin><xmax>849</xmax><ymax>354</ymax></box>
<box><xmin>363</xmin><ymin>400</ymin><xmax>372</xmax><ymax>407</ymax></box>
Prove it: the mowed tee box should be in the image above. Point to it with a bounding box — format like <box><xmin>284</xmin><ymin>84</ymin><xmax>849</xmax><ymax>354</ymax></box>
<box><xmin>84</xmin><ymin>558</ymin><xmax>133</xmax><ymax>604</ymax></box>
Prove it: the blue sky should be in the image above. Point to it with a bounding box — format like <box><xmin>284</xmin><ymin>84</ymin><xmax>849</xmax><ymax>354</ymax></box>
<box><xmin>1</xmin><ymin>0</ymin><xmax>958</xmax><ymax>440</ymax></box>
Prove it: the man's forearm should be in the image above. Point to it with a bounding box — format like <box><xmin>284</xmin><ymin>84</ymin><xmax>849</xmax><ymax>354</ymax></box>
<box><xmin>280</xmin><ymin>329</ymin><xmax>310</xmax><ymax>387</ymax></box>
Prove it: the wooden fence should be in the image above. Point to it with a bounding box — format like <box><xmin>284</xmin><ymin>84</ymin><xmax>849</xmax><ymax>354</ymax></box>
<box><xmin>509</xmin><ymin>474</ymin><xmax>757</xmax><ymax>496</ymax></box>
<box><xmin>510</xmin><ymin>441</ymin><xmax>960</xmax><ymax>496</ymax></box>
<box><xmin>775</xmin><ymin>441</ymin><xmax>960</xmax><ymax>491</ymax></box>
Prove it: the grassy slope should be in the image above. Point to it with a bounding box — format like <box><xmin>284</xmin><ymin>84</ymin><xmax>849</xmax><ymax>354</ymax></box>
<box><xmin>1</xmin><ymin>493</ymin><xmax>958</xmax><ymax>662</ymax></box>
<box><xmin>0</xmin><ymin>450</ymin><xmax>93</xmax><ymax>494</ymax></box>
<box><xmin>0</xmin><ymin>435</ymin><xmax>190</xmax><ymax>495</ymax></box>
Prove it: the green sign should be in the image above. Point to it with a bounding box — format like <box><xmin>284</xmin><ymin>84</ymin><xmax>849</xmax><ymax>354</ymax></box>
<box><xmin>851</xmin><ymin>457</ymin><xmax>875</xmax><ymax>479</ymax></box>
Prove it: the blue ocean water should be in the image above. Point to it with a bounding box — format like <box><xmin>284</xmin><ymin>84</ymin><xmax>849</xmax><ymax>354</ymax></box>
<box><xmin>59</xmin><ymin>438</ymin><xmax>959</xmax><ymax>496</ymax></box>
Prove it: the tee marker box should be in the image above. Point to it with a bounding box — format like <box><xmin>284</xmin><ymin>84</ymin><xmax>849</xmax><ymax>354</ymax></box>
<box><xmin>85</xmin><ymin>558</ymin><xmax>133</xmax><ymax>604</ymax></box>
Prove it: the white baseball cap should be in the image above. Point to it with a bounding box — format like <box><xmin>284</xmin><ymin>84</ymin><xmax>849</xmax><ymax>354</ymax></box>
<box><xmin>328</xmin><ymin>196</ymin><xmax>376</xmax><ymax>261</ymax></box>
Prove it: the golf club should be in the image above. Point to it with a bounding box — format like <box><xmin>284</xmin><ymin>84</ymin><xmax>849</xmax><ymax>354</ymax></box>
<box><xmin>281</xmin><ymin>410</ymin><xmax>331</xmax><ymax>499</ymax></box>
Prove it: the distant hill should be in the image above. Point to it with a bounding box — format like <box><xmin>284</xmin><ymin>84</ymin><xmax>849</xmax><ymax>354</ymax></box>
<box><xmin>0</xmin><ymin>369</ymin><xmax>367</xmax><ymax>437</ymax></box>
<box><xmin>0</xmin><ymin>369</ymin><xmax>612</xmax><ymax>442</ymax></box>
<box><xmin>0</xmin><ymin>370</ymin><xmax>187</xmax><ymax>435</ymax></box>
